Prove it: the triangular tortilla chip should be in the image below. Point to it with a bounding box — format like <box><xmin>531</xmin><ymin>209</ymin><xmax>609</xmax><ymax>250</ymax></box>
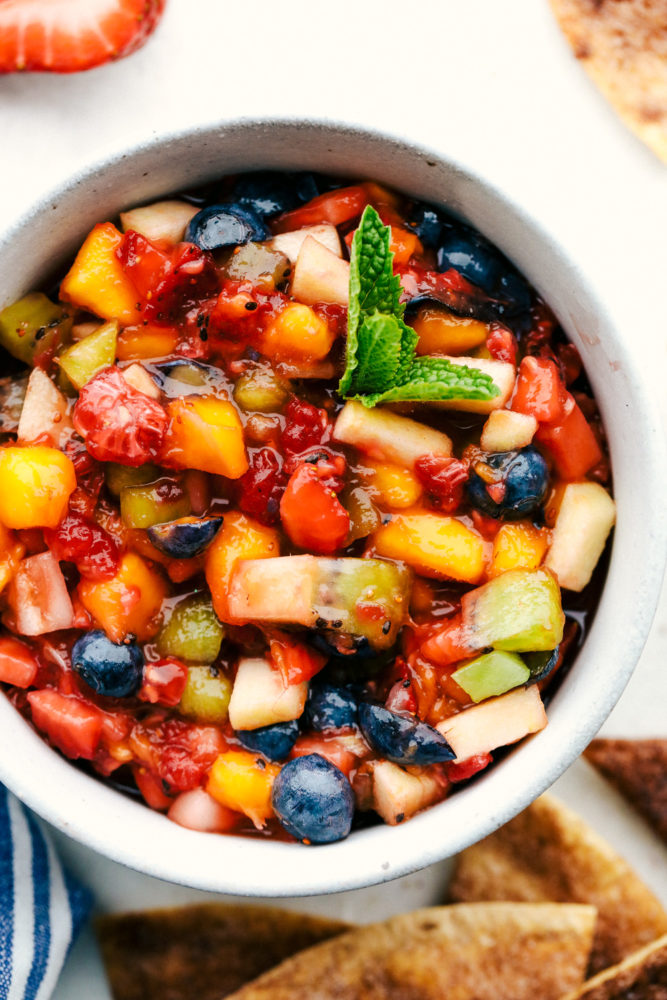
<box><xmin>561</xmin><ymin>932</ymin><xmax>667</xmax><ymax>999</ymax></box>
<box><xmin>585</xmin><ymin>738</ymin><xmax>667</xmax><ymax>844</ymax></box>
<box><xmin>225</xmin><ymin>902</ymin><xmax>596</xmax><ymax>1000</ymax></box>
<box><xmin>448</xmin><ymin>793</ymin><xmax>667</xmax><ymax>974</ymax></box>
<box><xmin>96</xmin><ymin>904</ymin><xmax>350</xmax><ymax>1000</ymax></box>
<box><xmin>549</xmin><ymin>0</ymin><xmax>667</xmax><ymax>163</ymax></box>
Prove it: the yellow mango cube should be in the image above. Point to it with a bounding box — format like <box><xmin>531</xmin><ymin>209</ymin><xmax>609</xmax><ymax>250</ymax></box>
<box><xmin>164</xmin><ymin>396</ymin><xmax>248</xmax><ymax>479</ymax></box>
<box><xmin>261</xmin><ymin>302</ymin><xmax>336</xmax><ymax>363</ymax></box>
<box><xmin>78</xmin><ymin>552</ymin><xmax>168</xmax><ymax>644</ymax></box>
<box><xmin>207</xmin><ymin>750</ymin><xmax>280</xmax><ymax>828</ymax></box>
<box><xmin>373</xmin><ymin>512</ymin><xmax>485</xmax><ymax>583</ymax></box>
<box><xmin>60</xmin><ymin>222</ymin><xmax>142</xmax><ymax>324</ymax></box>
<box><xmin>0</xmin><ymin>446</ymin><xmax>76</xmax><ymax>529</ymax></box>
<box><xmin>364</xmin><ymin>461</ymin><xmax>423</xmax><ymax>510</ymax></box>
<box><xmin>488</xmin><ymin>522</ymin><xmax>549</xmax><ymax>579</ymax></box>
<box><xmin>205</xmin><ymin>511</ymin><xmax>280</xmax><ymax>623</ymax></box>
<box><xmin>413</xmin><ymin>306</ymin><xmax>489</xmax><ymax>356</ymax></box>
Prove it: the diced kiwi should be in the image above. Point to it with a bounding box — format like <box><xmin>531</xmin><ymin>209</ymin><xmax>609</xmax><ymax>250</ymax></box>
<box><xmin>156</xmin><ymin>594</ymin><xmax>224</xmax><ymax>665</ymax></box>
<box><xmin>452</xmin><ymin>650</ymin><xmax>530</xmax><ymax>703</ymax></box>
<box><xmin>0</xmin><ymin>293</ymin><xmax>72</xmax><ymax>366</ymax></box>
<box><xmin>179</xmin><ymin>665</ymin><xmax>232</xmax><ymax>723</ymax></box>
<box><xmin>120</xmin><ymin>477</ymin><xmax>191</xmax><ymax>530</ymax></box>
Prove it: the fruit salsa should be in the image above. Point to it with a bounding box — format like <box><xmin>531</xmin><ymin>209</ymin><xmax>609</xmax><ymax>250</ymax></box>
<box><xmin>0</xmin><ymin>172</ymin><xmax>615</xmax><ymax>844</ymax></box>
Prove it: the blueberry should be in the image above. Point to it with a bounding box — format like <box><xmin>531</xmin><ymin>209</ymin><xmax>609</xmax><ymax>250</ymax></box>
<box><xmin>408</xmin><ymin>204</ymin><xmax>445</xmax><ymax>248</ymax></box>
<box><xmin>437</xmin><ymin>229</ymin><xmax>502</xmax><ymax>292</ymax></box>
<box><xmin>71</xmin><ymin>631</ymin><xmax>143</xmax><ymax>698</ymax></box>
<box><xmin>497</xmin><ymin>270</ymin><xmax>532</xmax><ymax>316</ymax></box>
<box><xmin>272</xmin><ymin>754</ymin><xmax>354</xmax><ymax>843</ymax></box>
<box><xmin>467</xmin><ymin>446</ymin><xmax>549</xmax><ymax>521</ymax></box>
<box><xmin>148</xmin><ymin>516</ymin><xmax>223</xmax><ymax>559</ymax></box>
<box><xmin>185</xmin><ymin>204</ymin><xmax>268</xmax><ymax>250</ymax></box>
<box><xmin>358</xmin><ymin>703</ymin><xmax>455</xmax><ymax>766</ymax></box>
<box><xmin>236</xmin><ymin>720</ymin><xmax>299</xmax><ymax>762</ymax></box>
<box><xmin>232</xmin><ymin>171</ymin><xmax>319</xmax><ymax>218</ymax></box>
<box><xmin>305</xmin><ymin>684</ymin><xmax>358</xmax><ymax>732</ymax></box>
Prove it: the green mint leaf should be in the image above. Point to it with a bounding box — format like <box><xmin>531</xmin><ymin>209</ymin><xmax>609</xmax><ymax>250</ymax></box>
<box><xmin>359</xmin><ymin>356</ymin><xmax>500</xmax><ymax>407</ymax></box>
<box><xmin>339</xmin><ymin>206</ymin><xmax>405</xmax><ymax>395</ymax></box>
<box><xmin>352</xmin><ymin>311</ymin><xmax>402</xmax><ymax>393</ymax></box>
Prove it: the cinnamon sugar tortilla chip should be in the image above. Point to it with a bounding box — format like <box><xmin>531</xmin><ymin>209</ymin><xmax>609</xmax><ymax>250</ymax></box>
<box><xmin>448</xmin><ymin>794</ymin><xmax>667</xmax><ymax>974</ymax></box>
<box><xmin>225</xmin><ymin>902</ymin><xmax>596</xmax><ymax>1000</ymax></box>
<box><xmin>561</xmin><ymin>933</ymin><xmax>667</xmax><ymax>1000</ymax></box>
<box><xmin>549</xmin><ymin>0</ymin><xmax>667</xmax><ymax>163</ymax></box>
<box><xmin>96</xmin><ymin>904</ymin><xmax>350</xmax><ymax>1000</ymax></box>
<box><xmin>585</xmin><ymin>738</ymin><xmax>667</xmax><ymax>844</ymax></box>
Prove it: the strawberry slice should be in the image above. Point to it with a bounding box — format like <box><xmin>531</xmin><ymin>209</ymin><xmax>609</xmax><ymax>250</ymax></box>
<box><xmin>0</xmin><ymin>0</ymin><xmax>166</xmax><ymax>74</ymax></box>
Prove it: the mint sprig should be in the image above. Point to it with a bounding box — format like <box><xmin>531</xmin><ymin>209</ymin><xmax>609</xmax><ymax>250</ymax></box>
<box><xmin>338</xmin><ymin>206</ymin><xmax>499</xmax><ymax>407</ymax></box>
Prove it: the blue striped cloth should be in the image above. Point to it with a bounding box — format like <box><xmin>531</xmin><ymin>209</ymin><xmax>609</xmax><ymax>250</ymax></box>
<box><xmin>0</xmin><ymin>785</ymin><xmax>92</xmax><ymax>1000</ymax></box>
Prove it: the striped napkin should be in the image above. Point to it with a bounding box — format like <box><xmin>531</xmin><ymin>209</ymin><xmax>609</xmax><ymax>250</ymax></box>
<box><xmin>0</xmin><ymin>785</ymin><xmax>91</xmax><ymax>1000</ymax></box>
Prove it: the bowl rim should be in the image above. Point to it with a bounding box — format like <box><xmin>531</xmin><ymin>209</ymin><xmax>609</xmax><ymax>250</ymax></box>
<box><xmin>0</xmin><ymin>115</ymin><xmax>665</xmax><ymax>896</ymax></box>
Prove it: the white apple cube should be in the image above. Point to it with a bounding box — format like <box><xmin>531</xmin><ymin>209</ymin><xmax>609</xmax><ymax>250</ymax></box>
<box><xmin>429</xmin><ymin>357</ymin><xmax>516</xmax><ymax>414</ymax></box>
<box><xmin>372</xmin><ymin>761</ymin><xmax>444</xmax><ymax>825</ymax></box>
<box><xmin>437</xmin><ymin>685</ymin><xmax>547</xmax><ymax>762</ymax></box>
<box><xmin>18</xmin><ymin>368</ymin><xmax>72</xmax><ymax>447</ymax></box>
<box><xmin>120</xmin><ymin>200</ymin><xmax>199</xmax><ymax>244</ymax></box>
<box><xmin>268</xmin><ymin>223</ymin><xmax>342</xmax><ymax>262</ymax></box>
<box><xmin>291</xmin><ymin>236</ymin><xmax>350</xmax><ymax>306</ymax></box>
<box><xmin>481</xmin><ymin>409</ymin><xmax>537</xmax><ymax>451</ymax></box>
<box><xmin>228</xmin><ymin>657</ymin><xmax>308</xmax><ymax>731</ymax></box>
<box><xmin>545</xmin><ymin>482</ymin><xmax>616</xmax><ymax>592</ymax></box>
<box><xmin>333</xmin><ymin>400</ymin><xmax>452</xmax><ymax>468</ymax></box>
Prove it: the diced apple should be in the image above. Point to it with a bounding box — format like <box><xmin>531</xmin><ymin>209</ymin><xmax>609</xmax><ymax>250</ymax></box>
<box><xmin>8</xmin><ymin>551</ymin><xmax>75</xmax><ymax>636</ymax></box>
<box><xmin>333</xmin><ymin>400</ymin><xmax>452</xmax><ymax>468</ymax></box>
<box><xmin>372</xmin><ymin>760</ymin><xmax>444</xmax><ymax>825</ymax></box>
<box><xmin>481</xmin><ymin>409</ymin><xmax>537</xmax><ymax>451</ymax></box>
<box><xmin>228</xmin><ymin>657</ymin><xmax>308</xmax><ymax>730</ymax></box>
<box><xmin>119</xmin><ymin>200</ymin><xmax>199</xmax><ymax>244</ymax></box>
<box><xmin>17</xmin><ymin>368</ymin><xmax>72</xmax><ymax>447</ymax></box>
<box><xmin>436</xmin><ymin>685</ymin><xmax>547</xmax><ymax>762</ymax></box>
<box><xmin>291</xmin><ymin>236</ymin><xmax>350</xmax><ymax>306</ymax></box>
<box><xmin>545</xmin><ymin>482</ymin><xmax>616</xmax><ymax>592</ymax></box>
<box><xmin>267</xmin><ymin>223</ymin><xmax>342</xmax><ymax>262</ymax></box>
<box><xmin>228</xmin><ymin>555</ymin><xmax>315</xmax><ymax>626</ymax></box>
<box><xmin>121</xmin><ymin>363</ymin><xmax>160</xmax><ymax>399</ymax></box>
<box><xmin>461</xmin><ymin>567</ymin><xmax>564</xmax><ymax>653</ymax></box>
<box><xmin>430</xmin><ymin>357</ymin><xmax>516</xmax><ymax>414</ymax></box>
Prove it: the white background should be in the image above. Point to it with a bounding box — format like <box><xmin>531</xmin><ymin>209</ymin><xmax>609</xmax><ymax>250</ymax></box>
<box><xmin>0</xmin><ymin>1</ymin><xmax>666</xmax><ymax>996</ymax></box>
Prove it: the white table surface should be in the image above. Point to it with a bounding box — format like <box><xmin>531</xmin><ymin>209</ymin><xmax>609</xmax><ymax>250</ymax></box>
<box><xmin>1</xmin><ymin>1</ymin><xmax>666</xmax><ymax>996</ymax></box>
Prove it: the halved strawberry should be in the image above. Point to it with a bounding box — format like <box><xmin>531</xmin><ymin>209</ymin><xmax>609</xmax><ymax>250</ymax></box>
<box><xmin>0</xmin><ymin>0</ymin><xmax>166</xmax><ymax>74</ymax></box>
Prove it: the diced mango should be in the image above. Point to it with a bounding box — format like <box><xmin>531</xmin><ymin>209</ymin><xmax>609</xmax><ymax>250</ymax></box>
<box><xmin>60</xmin><ymin>222</ymin><xmax>142</xmax><ymax>324</ymax></box>
<box><xmin>261</xmin><ymin>302</ymin><xmax>336</xmax><ymax>363</ymax></box>
<box><xmin>207</xmin><ymin>749</ymin><xmax>280</xmax><ymax>828</ymax></box>
<box><xmin>488</xmin><ymin>522</ymin><xmax>548</xmax><ymax>579</ymax></box>
<box><xmin>363</xmin><ymin>460</ymin><xmax>423</xmax><ymax>510</ymax></box>
<box><xmin>373</xmin><ymin>512</ymin><xmax>485</xmax><ymax>583</ymax></box>
<box><xmin>0</xmin><ymin>523</ymin><xmax>25</xmax><ymax>594</ymax></box>
<box><xmin>164</xmin><ymin>396</ymin><xmax>248</xmax><ymax>479</ymax></box>
<box><xmin>58</xmin><ymin>320</ymin><xmax>118</xmax><ymax>389</ymax></box>
<box><xmin>0</xmin><ymin>446</ymin><xmax>76</xmax><ymax>529</ymax></box>
<box><xmin>205</xmin><ymin>511</ymin><xmax>280</xmax><ymax>623</ymax></box>
<box><xmin>116</xmin><ymin>325</ymin><xmax>179</xmax><ymax>361</ymax></box>
<box><xmin>413</xmin><ymin>307</ymin><xmax>488</xmax><ymax>356</ymax></box>
<box><xmin>78</xmin><ymin>552</ymin><xmax>168</xmax><ymax>643</ymax></box>
<box><xmin>389</xmin><ymin>227</ymin><xmax>423</xmax><ymax>265</ymax></box>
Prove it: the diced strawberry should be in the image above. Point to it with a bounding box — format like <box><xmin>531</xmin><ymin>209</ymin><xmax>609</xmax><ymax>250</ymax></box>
<box><xmin>27</xmin><ymin>689</ymin><xmax>104</xmax><ymax>760</ymax></box>
<box><xmin>133</xmin><ymin>765</ymin><xmax>173</xmax><ymax>811</ymax></box>
<box><xmin>0</xmin><ymin>0</ymin><xmax>166</xmax><ymax>75</ymax></box>
<box><xmin>289</xmin><ymin>735</ymin><xmax>357</xmax><ymax>777</ymax></box>
<box><xmin>0</xmin><ymin>636</ymin><xmax>39</xmax><ymax>688</ymax></box>
<box><xmin>280</xmin><ymin>461</ymin><xmax>349</xmax><ymax>554</ymax></box>
<box><xmin>269</xmin><ymin>634</ymin><xmax>327</xmax><ymax>687</ymax></box>
<box><xmin>139</xmin><ymin>658</ymin><xmax>188</xmax><ymax>707</ymax></box>
<box><xmin>446</xmin><ymin>752</ymin><xmax>493</xmax><ymax>783</ymax></box>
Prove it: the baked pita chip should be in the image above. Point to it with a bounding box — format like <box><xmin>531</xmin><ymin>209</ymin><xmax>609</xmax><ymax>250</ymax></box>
<box><xmin>224</xmin><ymin>902</ymin><xmax>596</xmax><ymax>1000</ymax></box>
<box><xmin>585</xmin><ymin>738</ymin><xmax>667</xmax><ymax>844</ymax></box>
<box><xmin>96</xmin><ymin>904</ymin><xmax>350</xmax><ymax>1000</ymax></box>
<box><xmin>549</xmin><ymin>0</ymin><xmax>667</xmax><ymax>163</ymax></box>
<box><xmin>561</xmin><ymin>932</ymin><xmax>667</xmax><ymax>1000</ymax></box>
<box><xmin>448</xmin><ymin>793</ymin><xmax>667</xmax><ymax>974</ymax></box>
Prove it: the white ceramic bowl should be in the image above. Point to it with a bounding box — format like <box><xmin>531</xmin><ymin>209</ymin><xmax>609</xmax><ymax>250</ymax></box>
<box><xmin>0</xmin><ymin>119</ymin><xmax>665</xmax><ymax>896</ymax></box>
